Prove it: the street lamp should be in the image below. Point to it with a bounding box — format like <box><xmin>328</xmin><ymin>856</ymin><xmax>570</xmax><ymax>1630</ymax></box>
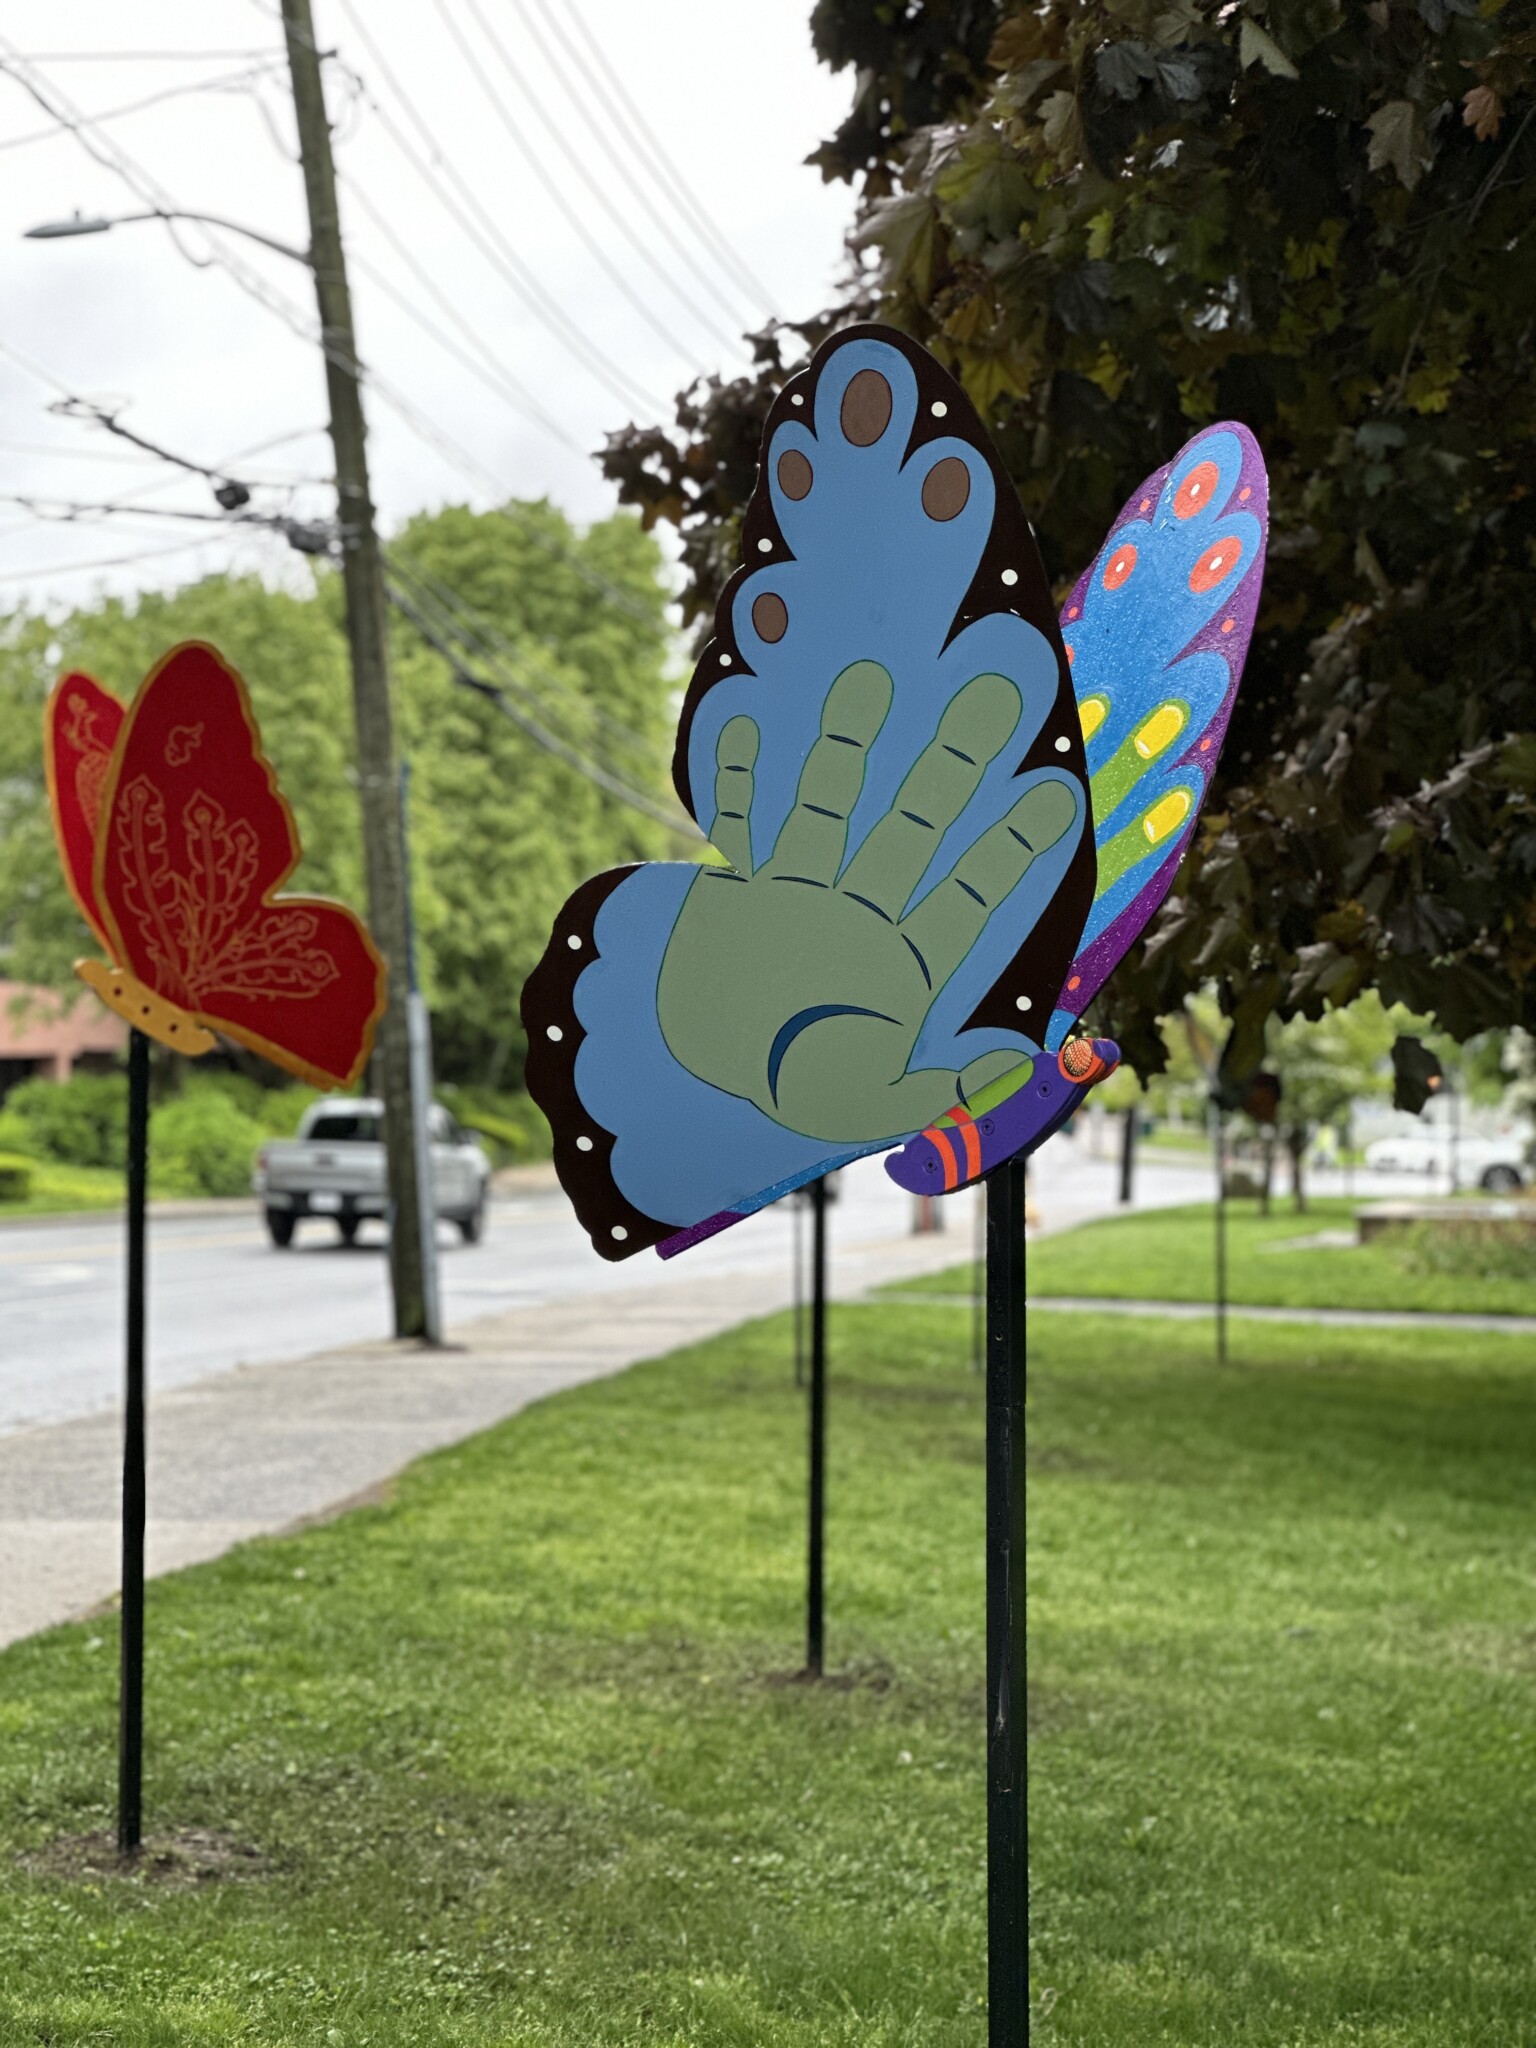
<box><xmin>22</xmin><ymin>176</ymin><xmax>438</xmax><ymax>1341</ymax></box>
<box><xmin>24</xmin><ymin>207</ymin><xmax>310</xmax><ymax>268</ymax></box>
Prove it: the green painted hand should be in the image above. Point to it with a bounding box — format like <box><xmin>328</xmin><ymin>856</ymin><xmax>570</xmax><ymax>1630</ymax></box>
<box><xmin>657</xmin><ymin>659</ymin><xmax>1078</xmax><ymax>1143</ymax></box>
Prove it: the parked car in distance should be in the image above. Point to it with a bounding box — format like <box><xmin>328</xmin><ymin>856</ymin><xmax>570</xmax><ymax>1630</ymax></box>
<box><xmin>254</xmin><ymin>1096</ymin><xmax>491</xmax><ymax>1246</ymax></box>
<box><xmin>1363</xmin><ymin>1128</ymin><xmax>1529</xmax><ymax>1192</ymax></box>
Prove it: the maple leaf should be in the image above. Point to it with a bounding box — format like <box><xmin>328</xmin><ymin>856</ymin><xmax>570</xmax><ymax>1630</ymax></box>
<box><xmin>1463</xmin><ymin>84</ymin><xmax>1503</xmax><ymax>142</ymax></box>
<box><xmin>1366</xmin><ymin>99</ymin><xmax>1433</xmax><ymax>191</ymax></box>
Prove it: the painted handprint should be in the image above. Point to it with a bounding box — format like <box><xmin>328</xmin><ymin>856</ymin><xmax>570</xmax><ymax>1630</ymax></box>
<box><xmin>659</xmin><ymin>662</ymin><xmax>1076</xmax><ymax>1141</ymax></box>
<box><xmin>522</xmin><ymin>326</ymin><xmax>1266</xmax><ymax>1259</ymax></box>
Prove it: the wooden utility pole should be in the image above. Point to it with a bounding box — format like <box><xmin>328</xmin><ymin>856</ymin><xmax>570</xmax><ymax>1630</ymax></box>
<box><xmin>281</xmin><ymin>0</ymin><xmax>429</xmax><ymax>1335</ymax></box>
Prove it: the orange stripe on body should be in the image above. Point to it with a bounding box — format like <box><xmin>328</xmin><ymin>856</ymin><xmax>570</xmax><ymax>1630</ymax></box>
<box><xmin>950</xmin><ymin>1105</ymin><xmax>982</xmax><ymax>1181</ymax></box>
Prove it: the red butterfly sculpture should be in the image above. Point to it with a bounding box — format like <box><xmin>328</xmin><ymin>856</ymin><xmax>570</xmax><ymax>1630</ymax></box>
<box><xmin>46</xmin><ymin>640</ymin><xmax>385</xmax><ymax>1089</ymax></box>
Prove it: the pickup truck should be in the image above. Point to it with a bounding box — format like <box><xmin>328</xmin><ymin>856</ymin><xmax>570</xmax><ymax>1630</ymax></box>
<box><xmin>253</xmin><ymin>1096</ymin><xmax>492</xmax><ymax>1247</ymax></box>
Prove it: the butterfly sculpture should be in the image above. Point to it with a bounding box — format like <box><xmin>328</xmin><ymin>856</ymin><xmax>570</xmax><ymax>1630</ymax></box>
<box><xmin>46</xmin><ymin>640</ymin><xmax>385</xmax><ymax>1089</ymax></box>
<box><xmin>523</xmin><ymin>326</ymin><xmax>1267</xmax><ymax>1259</ymax></box>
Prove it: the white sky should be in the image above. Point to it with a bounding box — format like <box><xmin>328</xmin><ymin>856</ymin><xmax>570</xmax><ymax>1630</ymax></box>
<box><xmin>0</xmin><ymin>1</ymin><xmax>855</xmax><ymax>612</ymax></box>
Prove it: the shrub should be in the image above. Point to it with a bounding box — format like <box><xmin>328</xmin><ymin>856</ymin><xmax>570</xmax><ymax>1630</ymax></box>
<box><xmin>1390</xmin><ymin>1220</ymin><xmax>1536</xmax><ymax>1285</ymax></box>
<box><xmin>0</xmin><ymin>1073</ymin><xmax>127</xmax><ymax>1169</ymax></box>
<box><xmin>151</xmin><ymin>1091</ymin><xmax>267</xmax><ymax>1199</ymax></box>
<box><xmin>0</xmin><ymin>1152</ymin><xmax>33</xmax><ymax>1203</ymax></box>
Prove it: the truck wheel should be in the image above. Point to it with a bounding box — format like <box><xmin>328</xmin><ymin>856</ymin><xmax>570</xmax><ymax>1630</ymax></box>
<box><xmin>458</xmin><ymin>1195</ymin><xmax>486</xmax><ymax>1245</ymax></box>
<box><xmin>337</xmin><ymin>1216</ymin><xmax>360</xmax><ymax>1246</ymax></box>
<box><xmin>266</xmin><ymin>1208</ymin><xmax>296</xmax><ymax>1248</ymax></box>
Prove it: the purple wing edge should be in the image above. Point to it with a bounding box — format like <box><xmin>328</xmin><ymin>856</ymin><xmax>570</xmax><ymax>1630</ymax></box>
<box><xmin>1050</xmin><ymin>421</ymin><xmax>1270</xmax><ymax>1025</ymax></box>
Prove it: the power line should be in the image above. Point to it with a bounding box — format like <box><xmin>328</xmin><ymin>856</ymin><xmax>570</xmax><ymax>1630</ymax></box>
<box><xmin>0</xmin><ymin>531</ymin><xmax>275</xmax><ymax>583</ymax></box>
<box><xmin>0</xmin><ymin>43</ymin><xmax>328</xmax><ymax>348</ymax></box>
<box><xmin>1</xmin><ymin>47</ymin><xmax>661</xmax><ymax>626</ymax></box>
<box><xmin>385</xmin><ymin>545</ymin><xmax>667</xmax><ymax>771</ymax></box>
<box><xmin>0</xmin><ymin>61</ymin><xmax>287</xmax><ymax>152</ymax></box>
<box><xmin>333</xmin><ymin>0</ymin><xmax>659</xmax><ymax>418</ymax></box>
<box><xmin>338</xmin><ymin>178</ymin><xmax>587</xmax><ymax>452</ymax></box>
<box><xmin>386</xmin><ymin>569</ymin><xmax>696</xmax><ymax>838</ymax></box>
<box><xmin>8</xmin><ymin>49</ymin><xmax>282</xmax><ymax>64</ymax></box>
<box><xmin>552</xmin><ymin>0</ymin><xmax>776</xmax><ymax>316</ymax></box>
<box><xmin>511</xmin><ymin>0</ymin><xmax>766</xmax><ymax>327</ymax></box>
<box><xmin>459</xmin><ymin>0</ymin><xmax>746</xmax><ymax>352</ymax></box>
<box><xmin>428</xmin><ymin>0</ymin><xmax>709</xmax><ymax>370</ymax></box>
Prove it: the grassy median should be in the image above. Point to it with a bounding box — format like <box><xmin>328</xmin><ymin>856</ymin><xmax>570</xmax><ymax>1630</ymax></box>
<box><xmin>2</xmin><ymin>1301</ymin><xmax>1534</xmax><ymax>2044</ymax></box>
<box><xmin>898</xmin><ymin>1196</ymin><xmax>1536</xmax><ymax>1318</ymax></box>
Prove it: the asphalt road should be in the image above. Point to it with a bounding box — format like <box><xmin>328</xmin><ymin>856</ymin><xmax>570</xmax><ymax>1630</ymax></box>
<box><xmin>0</xmin><ymin>1136</ymin><xmax>1403</xmax><ymax>1439</ymax></box>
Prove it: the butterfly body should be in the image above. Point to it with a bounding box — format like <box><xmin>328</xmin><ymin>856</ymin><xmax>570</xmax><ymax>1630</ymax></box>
<box><xmin>884</xmin><ymin>1037</ymin><xmax>1120</xmax><ymax>1195</ymax></box>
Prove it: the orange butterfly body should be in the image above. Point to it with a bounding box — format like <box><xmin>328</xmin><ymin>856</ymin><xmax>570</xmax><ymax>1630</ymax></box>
<box><xmin>46</xmin><ymin>642</ymin><xmax>385</xmax><ymax>1090</ymax></box>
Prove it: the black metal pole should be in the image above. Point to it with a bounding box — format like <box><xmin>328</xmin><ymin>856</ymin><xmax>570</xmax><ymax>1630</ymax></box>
<box><xmin>972</xmin><ymin>1184</ymin><xmax>985</xmax><ymax>1376</ymax></box>
<box><xmin>1118</xmin><ymin>1103</ymin><xmax>1136</xmax><ymax>1205</ymax></box>
<box><xmin>118</xmin><ymin>1027</ymin><xmax>150</xmax><ymax>1857</ymax></box>
<box><xmin>1213</xmin><ymin>1106</ymin><xmax>1229</xmax><ymax>1367</ymax></box>
<box><xmin>986</xmin><ymin>1155</ymin><xmax>1029</xmax><ymax>2043</ymax></box>
<box><xmin>793</xmin><ymin>1189</ymin><xmax>806</xmax><ymax>1389</ymax></box>
<box><xmin>806</xmin><ymin>1176</ymin><xmax>828</xmax><ymax>1678</ymax></box>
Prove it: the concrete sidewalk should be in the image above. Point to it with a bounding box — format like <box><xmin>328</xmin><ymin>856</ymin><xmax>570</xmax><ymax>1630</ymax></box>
<box><xmin>0</xmin><ymin>1220</ymin><xmax>970</xmax><ymax>1650</ymax></box>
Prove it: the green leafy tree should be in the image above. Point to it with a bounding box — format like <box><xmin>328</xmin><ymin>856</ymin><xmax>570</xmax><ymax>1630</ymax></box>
<box><xmin>603</xmin><ymin>0</ymin><xmax>1536</xmax><ymax>1068</ymax></box>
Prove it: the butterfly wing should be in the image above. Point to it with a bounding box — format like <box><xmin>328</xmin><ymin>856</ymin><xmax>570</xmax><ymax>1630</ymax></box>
<box><xmin>1045</xmin><ymin>425</ymin><xmax>1269</xmax><ymax>1049</ymax></box>
<box><xmin>524</xmin><ymin>325</ymin><xmax>1094</xmax><ymax>1260</ymax></box>
<box><xmin>94</xmin><ymin>641</ymin><xmax>386</xmax><ymax>1088</ymax></box>
<box><xmin>45</xmin><ymin>672</ymin><xmax>124</xmax><ymax>950</ymax></box>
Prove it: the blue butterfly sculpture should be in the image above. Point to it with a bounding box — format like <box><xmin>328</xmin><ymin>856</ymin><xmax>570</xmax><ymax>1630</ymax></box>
<box><xmin>523</xmin><ymin>327</ymin><xmax>1267</xmax><ymax>1259</ymax></box>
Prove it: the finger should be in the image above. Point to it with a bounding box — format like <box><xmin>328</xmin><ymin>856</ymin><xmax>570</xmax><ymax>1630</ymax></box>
<box><xmin>711</xmin><ymin>715</ymin><xmax>759</xmax><ymax>875</ymax></box>
<box><xmin>838</xmin><ymin>672</ymin><xmax>1023</xmax><ymax>920</ymax></box>
<box><xmin>767</xmin><ymin>660</ymin><xmax>892</xmax><ymax>885</ymax></box>
<box><xmin>898</xmin><ymin>775</ymin><xmax>1079</xmax><ymax>992</ymax></box>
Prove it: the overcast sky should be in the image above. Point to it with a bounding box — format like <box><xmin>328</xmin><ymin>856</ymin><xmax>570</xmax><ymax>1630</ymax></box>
<box><xmin>0</xmin><ymin>1</ymin><xmax>854</xmax><ymax>612</ymax></box>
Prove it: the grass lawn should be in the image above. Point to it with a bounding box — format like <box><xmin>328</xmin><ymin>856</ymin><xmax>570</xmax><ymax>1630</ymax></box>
<box><xmin>0</xmin><ymin>1157</ymin><xmax>125</xmax><ymax>1218</ymax></box>
<box><xmin>897</xmin><ymin>1197</ymin><xmax>1536</xmax><ymax>1318</ymax></box>
<box><xmin>4</xmin><ymin>1302</ymin><xmax>1535</xmax><ymax>2044</ymax></box>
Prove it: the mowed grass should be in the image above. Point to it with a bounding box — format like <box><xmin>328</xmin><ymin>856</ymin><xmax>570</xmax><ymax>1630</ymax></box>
<box><xmin>3</xmin><ymin>1303</ymin><xmax>1536</xmax><ymax>2044</ymax></box>
<box><xmin>898</xmin><ymin>1197</ymin><xmax>1536</xmax><ymax>1317</ymax></box>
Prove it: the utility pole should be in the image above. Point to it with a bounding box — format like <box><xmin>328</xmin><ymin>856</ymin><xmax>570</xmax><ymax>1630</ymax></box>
<box><xmin>281</xmin><ymin>0</ymin><xmax>430</xmax><ymax>1335</ymax></box>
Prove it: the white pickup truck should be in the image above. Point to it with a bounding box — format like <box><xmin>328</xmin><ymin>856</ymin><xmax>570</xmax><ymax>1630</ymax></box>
<box><xmin>253</xmin><ymin>1096</ymin><xmax>492</xmax><ymax>1247</ymax></box>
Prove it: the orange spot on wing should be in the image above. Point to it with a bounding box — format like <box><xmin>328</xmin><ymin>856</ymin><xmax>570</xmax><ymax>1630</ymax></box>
<box><xmin>1102</xmin><ymin>544</ymin><xmax>1137</xmax><ymax>592</ymax></box>
<box><xmin>1174</xmin><ymin>460</ymin><xmax>1220</xmax><ymax>520</ymax></box>
<box><xmin>1221</xmin><ymin>617</ymin><xmax>1236</xmax><ymax>633</ymax></box>
<box><xmin>1189</xmin><ymin>536</ymin><xmax>1244</xmax><ymax>593</ymax></box>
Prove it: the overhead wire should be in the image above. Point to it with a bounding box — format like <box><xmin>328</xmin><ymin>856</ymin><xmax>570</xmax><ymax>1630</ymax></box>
<box><xmin>0</xmin><ymin>46</ymin><xmax>670</xmax><ymax>630</ymax></box>
<box><xmin>427</xmin><ymin>0</ymin><xmax>711</xmax><ymax>370</ymax></box>
<box><xmin>0</xmin><ymin>531</ymin><xmax>277</xmax><ymax>584</ymax></box>
<box><xmin>510</xmin><ymin>0</ymin><xmax>765</xmax><ymax>327</ymax></box>
<box><xmin>385</xmin><ymin>567</ymin><xmax>696</xmax><ymax>838</ymax></box>
<box><xmin>338</xmin><ymin>180</ymin><xmax>587</xmax><ymax>452</ymax></box>
<box><xmin>550</xmin><ymin>0</ymin><xmax>776</xmax><ymax>315</ymax></box>
<box><xmin>332</xmin><ymin>0</ymin><xmax>659</xmax><ymax>418</ymax></box>
<box><xmin>9</xmin><ymin>49</ymin><xmax>281</xmax><ymax>64</ymax></box>
<box><xmin>0</xmin><ymin>42</ymin><xmax>329</xmax><ymax>347</ymax></box>
<box><xmin>0</xmin><ymin>61</ymin><xmax>288</xmax><ymax>153</ymax></box>
<box><xmin>458</xmin><ymin>0</ymin><xmax>745</xmax><ymax>352</ymax></box>
<box><xmin>385</xmin><ymin>544</ymin><xmax>669</xmax><ymax>771</ymax></box>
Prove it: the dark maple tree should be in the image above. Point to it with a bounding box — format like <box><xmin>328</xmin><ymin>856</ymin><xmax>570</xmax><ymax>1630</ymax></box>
<box><xmin>603</xmin><ymin>0</ymin><xmax>1536</xmax><ymax>1071</ymax></box>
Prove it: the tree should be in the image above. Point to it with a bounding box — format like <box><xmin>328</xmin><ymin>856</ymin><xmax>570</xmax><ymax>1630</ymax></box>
<box><xmin>1262</xmin><ymin>996</ymin><xmax>1398</xmax><ymax>1212</ymax></box>
<box><xmin>0</xmin><ymin>503</ymin><xmax>680</xmax><ymax>1088</ymax></box>
<box><xmin>602</xmin><ymin>0</ymin><xmax>1536</xmax><ymax>1070</ymax></box>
